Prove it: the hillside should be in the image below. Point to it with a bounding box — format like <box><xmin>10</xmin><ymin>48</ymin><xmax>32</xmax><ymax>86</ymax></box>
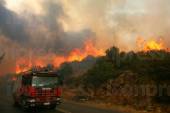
<box><xmin>57</xmin><ymin>56</ymin><xmax>97</xmax><ymax>86</ymax></box>
<box><xmin>63</xmin><ymin>47</ymin><xmax>170</xmax><ymax>113</ymax></box>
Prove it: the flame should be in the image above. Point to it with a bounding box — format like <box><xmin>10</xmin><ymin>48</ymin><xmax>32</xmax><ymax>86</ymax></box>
<box><xmin>144</xmin><ymin>40</ymin><xmax>164</xmax><ymax>51</ymax></box>
<box><xmin>16</xmin><ymin>58</ymin><xmax>32</xmax><ymax>73</ymax></box>
<box><xmin>137</xmin><ymin>38</ymin><xmax>168</xmax><ymax>52</ymax></box>
<box><xmin>16</xmin><ymin>40</ymin><xmax>105</xmax><ymax>73</ymax></box>
<box><xmin>67</xmin><ymin>40</ymin><xmax>104</xmax><ymax>62</ymax></box>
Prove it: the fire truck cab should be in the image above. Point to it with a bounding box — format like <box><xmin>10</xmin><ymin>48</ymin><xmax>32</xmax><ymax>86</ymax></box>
<box><xmin>12</xmin><ymin>71</ymin><xmax>62</xmax><ymax>109</ymax></box>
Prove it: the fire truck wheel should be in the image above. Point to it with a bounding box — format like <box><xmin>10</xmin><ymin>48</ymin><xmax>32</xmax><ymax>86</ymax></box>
<box><xmin>20</xmin><ymin>98</ymin><xmax>28</xmax><ymax>110</ymax></box>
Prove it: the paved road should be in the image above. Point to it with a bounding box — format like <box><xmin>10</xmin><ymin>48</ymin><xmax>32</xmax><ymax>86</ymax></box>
<box><xmin>0</xmin><ymin>94</ymin><xmax>123</xmax><ymax>113</ymax></box>
<box><xmin>0</xmin><ymin>80</ymin><xmax>123</xmax><ymax>113</ymax></box>
<box><xmin>0</xmin><ymin>94</ymin><xmax>63</xmax><ymax>113</ymax></box>
<box><xmin>59</xmin><ymin>101</ymin><xmax>122</xmax><ymax>113</ymax></box>
<box><xmin>0</xmin><ymin>95</ymin><xmax>125</xmax><ymax>113</ymax></box>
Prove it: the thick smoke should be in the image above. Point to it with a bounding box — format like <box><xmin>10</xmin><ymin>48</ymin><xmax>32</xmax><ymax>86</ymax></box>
<box><xmin>0</xmin><ymin>0</ymin><xmax>95</xmax><ymax>53</ymax></box>
<box><xmin>106</xmin><ymin>0</ymin><xmax>170</xmax><ymax>50</ymax></box>
<box><xmin>0</xmin><ymin>0</ymin><xmax>96</xmax><ymax>75</ymax></box>
<box><xmin>22</xmin><ymin>0</ymin><xmax>95</xmax><ymax>54</ymax></box>
<box><xmin>0</xmin><ymin>0</ymin><xmax>28</xmax><ymax>44</ymax></box>
<box><xmin>60</xmin><ymin>0</ymin><xmax>170</xmax><ymax>51</ymax></box>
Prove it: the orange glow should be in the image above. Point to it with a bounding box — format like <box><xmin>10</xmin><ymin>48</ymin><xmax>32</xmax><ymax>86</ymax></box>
<box><xmin>16</xmin><ymin>58</ymin><xmax>32</xmax><ymax>74</ymax></box>
<box><xmin>67</xmin><ymin>40</ymin><xmax>105</xmax><ymax>62</ymax></box>
<box><xmin>137</xmin><ymin>38</ymin><xmax>168</xmax><ymax>52</ymax></box>
<box><xmin>16</xmin><ymin>40</ymin><xmax>105</xmax><ymax>73</ymax></box>
<box><xmin>144</xmin><ymin>40</ymin><xmax>164</xmax><ymax>51</ymax></box>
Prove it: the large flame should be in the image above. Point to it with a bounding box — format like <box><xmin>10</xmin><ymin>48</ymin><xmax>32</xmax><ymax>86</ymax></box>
<box><xmin>137</xmin><ymin>38</ymin><xmax>168</xmax><ymax>52</ymax></box>
<box><xmin>16</xmin><ymin>40</ymin><xmax>105</xmax><ymax>73</ymax></box>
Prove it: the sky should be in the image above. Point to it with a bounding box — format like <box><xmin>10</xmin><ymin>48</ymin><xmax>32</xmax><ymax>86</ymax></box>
<box><xmin>0</xmin><ymin>0</ymin><xmax>170</xmax><ymax>75</ymax></box>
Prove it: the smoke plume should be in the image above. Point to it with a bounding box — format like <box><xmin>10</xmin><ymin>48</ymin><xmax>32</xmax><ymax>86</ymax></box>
<box><xmin>0</xmin><ymin>0</ymin><xmax>96</xmax><ymax>75</ymax></box>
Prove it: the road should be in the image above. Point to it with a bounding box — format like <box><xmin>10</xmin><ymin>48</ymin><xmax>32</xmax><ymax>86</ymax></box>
<box><xmin>59</xmin><ymin>101</ymin><xmax>122</xmax><ymax>113</ymax></box>
<box><xmin>0</xmin><ymin>95</ymin><xmax>123</xmax><ymax>113</ymax></box>
<box><xmin>0</xmin><ymin>95</ymin><xmax>62</xmax><ymax>113</ymax></box>
<box><xmin>0</xmin><ymin>80</ymin><xmax>123</xmax><ymax>113</ymax></box>
<box><xmin>0</xmin><ymin>93</ymin><xmax>123</xmax><ymax>113</ymax></box>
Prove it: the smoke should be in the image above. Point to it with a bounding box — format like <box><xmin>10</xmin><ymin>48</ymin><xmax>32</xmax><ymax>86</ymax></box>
<box><xmin>19</xmin><ymin>0</ymin><xmax>95</xmax><ymax>54</ymax></box>
<box><xmin>0</xmin><ymin>0</ymin><xmax>95</xmax><ymax>51</ymax></box>
<box><xmin>110</xmin><ymin>0</ymin><xmax>170</xmax><ymax>49</ymax></box>
<box><xmin>0</xmin><ymin>0</ymin><xmax>96</xmax><ymax>75</ymax></box>
<box><xmin>0</xmin><ymin>0</ymin><xmax>170</xmax><ymax>75</ymax></box>
<box><xmin>0</xmin><ymin>0</ymin><xmax>5</xmax><ymax>6</ymax></box>
<box><xmin>0</xmin><ymin>0</ymin><xmax>96</xmax><ymax>53</ymax></box>
<box><xmin>3</xmin><ymin>0</ymin><xmax>170</xmax><ymax>51</ymax></box>
<box><xmin>60</xmin><ymin>0</ymin><xmax>170</xmax><ymax>51</ymax></box>
<box><xmin>0</xmin><ymin>0</ymin><xmax>29</xmax><ymax>44</ymax></box>
<box><xmin>106</xmin><ymin>0</ymin><xmax>170</xmax><ymax>50</ymax></box>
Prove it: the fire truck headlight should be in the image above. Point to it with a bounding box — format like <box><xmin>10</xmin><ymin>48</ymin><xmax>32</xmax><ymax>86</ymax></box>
<box><xmin>54</xmin><ymin>97</ymin><xmax>61</xmax><ymax>101</ymax></box>
<box><xmin>56</xmin><ymin>97</ymin><xmax>61</xmax><ymax>101</ymax></box>
<box><xmin>28</xmin><ymin>99</ymin><xmax>36</xmax><ymax>103</ymax></box>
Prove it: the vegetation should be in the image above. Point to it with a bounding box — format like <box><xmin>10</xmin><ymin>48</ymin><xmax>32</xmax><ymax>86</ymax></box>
<box><xmin>63</xmin><ymin>46</ymin><xmax>170</xmax><ymax>112</ymax></box>
<box><xmin>57</xmin><ymin>46</ymin><xmax>170</xmax><ymax>112</ymax></box>
<box><xmin>84</xmin><ymin>47</ymin><xmax>170</xmax><ymax>84</ymax></box>
<box><xmin>83</xmin><ymin>57</ymin><xmax>117</xmax><ymax>93</ymax></box>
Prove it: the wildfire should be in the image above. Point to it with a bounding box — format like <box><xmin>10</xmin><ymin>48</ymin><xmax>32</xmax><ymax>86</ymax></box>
<box><xmin>67</xmin><ymin>40</ymin><xmax>104</xmax><ymax>62</ymax></box>
<box><xmin>16</xmin><ymin>58</ymin><xmax>32</xmax><ymax>74</ymax></box>
<box><xmin>137</xmin><ymin>38</ymin><xmax>168</xmax><ymax>52</ymax></box>
<box><xmin>16</xmin><ymin>40</ymin><xmax>105</xmax><ymax>73</ymax></box>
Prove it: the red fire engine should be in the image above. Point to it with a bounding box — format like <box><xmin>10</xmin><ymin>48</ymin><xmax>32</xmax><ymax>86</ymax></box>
<box><xmin>12</xmin><ymin>70</ymin><xmax>62</xmax><ymax>109</ymax></box>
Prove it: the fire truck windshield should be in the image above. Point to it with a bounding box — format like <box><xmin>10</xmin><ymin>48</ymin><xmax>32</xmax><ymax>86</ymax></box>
<box><xmin>32</xmin><ymin>76</ymin><xmax>59</xmax><ymax>88</ymax></box>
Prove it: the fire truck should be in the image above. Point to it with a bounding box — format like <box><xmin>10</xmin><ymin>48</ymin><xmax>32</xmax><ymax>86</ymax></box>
<box><xmin>12</xmin><ymin>70</ymin><xmax>62</xmax><ymax>109</ymax></box>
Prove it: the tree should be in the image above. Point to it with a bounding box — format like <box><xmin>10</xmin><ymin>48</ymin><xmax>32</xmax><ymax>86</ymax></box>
<box><xmin>83</xmin><ymin>58</ymin><xmax>116</xmax><ymax>95</ymax></box>
<box><xmin>57</xmin><ymin>63</ymin><xmax>73</xmax><ymax>81</ymax></box>
<box><xmin>106</xmin><ymin>47</ymin><xmax>120</xmax><ymax>67</ymax></box>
